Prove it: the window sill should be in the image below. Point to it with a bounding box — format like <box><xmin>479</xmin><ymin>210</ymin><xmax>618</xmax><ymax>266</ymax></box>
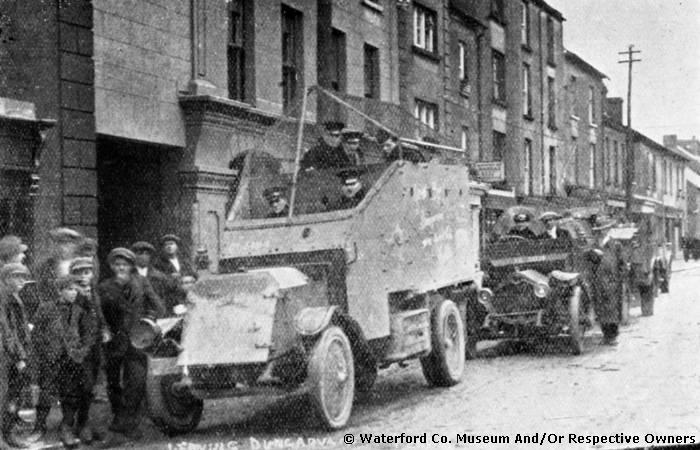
<box><xmin>523</xmin><ymin>113</ymin><xmax>535</xmax><ymax>122</ymax></box>
<box><xmin>361</xmin><ymin>0</ymin><xmax>383</xmax><ymax>13</ymax></box>
<box><xmin>412</xmin><ymin>46</ymin><xmax>441</xmax><ymax>63</ymax></box>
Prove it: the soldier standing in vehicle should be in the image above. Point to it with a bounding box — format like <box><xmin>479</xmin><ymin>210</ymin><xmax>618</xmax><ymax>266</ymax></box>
<box><xmin>586</xmin><ymin>215</ymin><xmax>624</xmax><ymax>345</ymax></box>
<box><xmin>263</xmin><ymin>187</ymin><xmax>289</xmax><ymax>218</ymax></box>
<box><xmin>341</xmin><ymin>130</ymin><xmax>365</xmax><ymax>166</ymax></box>
<box><xmin>540</xmin><ymin>212</ymin><xmax>572</xmax><ymax>240</ymax></box>
<box><xmin>301</xmin><ymin>121</ymin><xmax>352</xmax><ymax>170</ymax></box>
<box><xmin>336</xmin><ymin>168</ymin><xmax>366</xmax><ymax>209</ymax></box>
<box><xmin>98</xmin><ymin>248</ymin><xmax>165</xmax><ymax>446</ymax></box>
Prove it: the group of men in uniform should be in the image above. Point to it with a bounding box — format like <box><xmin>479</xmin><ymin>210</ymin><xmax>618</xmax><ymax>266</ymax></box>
<box><xmin>262</xmin><ymin>121</ymin><xmax>430</xmax><ymax>218</ymax></box>
<box><xmin>0</xmin><ymin>229</ymin><xmax>197</xmax><ymax>448</ymax></box>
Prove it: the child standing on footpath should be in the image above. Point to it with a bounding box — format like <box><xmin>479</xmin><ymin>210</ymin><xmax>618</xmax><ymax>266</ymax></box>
<box><xmin>33</xmin><ymin>275</ymin><xmax>98</xmax><ymax>448</ymax></box>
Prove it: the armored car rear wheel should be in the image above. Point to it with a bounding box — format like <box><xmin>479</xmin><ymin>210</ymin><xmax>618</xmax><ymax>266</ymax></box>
<box><xmin>568</xmin><ymin>286</ymin><xmax>584</xmax><ymax>355</ymax></box>
<box><xmin>146</xmin><ymin>374</ymin><xmax>203</xmax><ymax>435</ymax></box>
<box><xmin>421</xmin><ymin>299</ymin><xmax>465</xmax><ymax>387</ymax></box>
<box><xmin>307</xmin><ymin>326</ymin><xmax>355</xmax><ymax>429</ymax></box>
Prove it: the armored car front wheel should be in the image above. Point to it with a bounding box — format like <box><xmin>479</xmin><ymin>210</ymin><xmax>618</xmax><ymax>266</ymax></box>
<box><xmin>307</xmin><ymin>326</ymin><xmax>355</xmax><ymax>429</ymax></box>
<box><xmin>421</xmin><ymin>298</ymin><xmax>465</xmax><ymax>387</ymax></box>
<box><xmin>146</xmin><ymin>374</ymin><xmax>203</xmax><ymax>435</ymax></box>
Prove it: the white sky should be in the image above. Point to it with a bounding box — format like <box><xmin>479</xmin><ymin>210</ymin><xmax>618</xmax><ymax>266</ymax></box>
<box><xmin>547</xmin><ymin>0</ymin><xmax>700</xmax><ymax>144</ymax></box>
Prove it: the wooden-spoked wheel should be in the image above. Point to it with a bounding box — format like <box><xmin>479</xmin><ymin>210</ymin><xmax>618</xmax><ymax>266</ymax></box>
<box><xmin>421</xmin><ymin>299</ymin><xmax>466</xmax><ymax>387</ymax></box>
<box><xmin>307</xmin><ymin>326</ymin><xmax>355</xmax><ymax>429</ymax></box>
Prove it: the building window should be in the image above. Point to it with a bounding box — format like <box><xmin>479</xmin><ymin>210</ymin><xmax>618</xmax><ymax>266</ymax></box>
<box><xmin>228</xmin><ymin>0</ymin><xmax>249</xmax><ymax>102</ymax></box>
<box><xmin>613</xmin><ymin>141</ymin><xmax>620</xmax><ymax>186</ymax></box>
<box><xmin>491</xmin><ymin>0</ymin><xmax>505</xmax><ymax>23</ymax></box>
<box><xmin>521</xmin><ymin>2</ymin><xmax>530</xmax><ymax>47</ymax></box>
<box><xmin>619</xmin><ymin>144</ymin><xmax>625</xmax><ymax>187</ymax></box>
<box><xmin>546</xmin><ymin>16</ymin><xmax>555</xmax><ymax>65</ymax></box>
<box><xmin>588</xmin><ymin>86</ymin><xmax>595</xmax><ymax>124</ymax></box>
<box><xmin>329</xmin><ymin>29</ymin><xmax>346</xmax><ymax>92</ymax></box>
<box><xmin>458</xmin><ymin>41</ymin><xmax>467</xmax><ymax>82</ymax></box>
<box><xmin>413</xmin><ymin>4</ymin><xmax>437</xmax><ymax>53</ymax></box>
<box><xmin>414</xmin><ymin>99</ymin><xmax>437</xmax><ymax>129</ymax></box>
<box><xmin>589</xmin><ymin>143</ymin><xmax>595</xmax><ymax>188</ymax></box>
<box><xmin>522</xmin><ymin>63</ymin><xmax>532</xmax><ymax>117</ymax></box>
<box><xmin>493</xmin><ymin>131</ymin><xmax>506</xmax><ymax>161</ymax></box>
<box><xmin>548</xmin><ymin>146</ymin><xmax>556</xmax><ymax>194</ymax></box>
<box><xmin>492</xmin><ymin>51</ymin><xmax>506</xmax><ymax>104</ymax></box>
<box><xmin>461</xmin><ymin>127</ymin><xmax>469</xmax><ymax>153</ymax></box>
<box><xmin>364</xmin><ymin>43</ymin><xmax>380</xmax><ymax>99</ymax></box>
<box><xmin>547</xmin><ymin>76</ymin><xmax>556</xmax><ymax>129</ymax></box>
<box><xmin>524</xmin><ymin>138</ymin><xmax>532</xmax><ymax>195</ymax></box>
<box><xmin>281</xmin><ymin>5</ymin><xmax>303</xmax><ymax>114</ymax></box>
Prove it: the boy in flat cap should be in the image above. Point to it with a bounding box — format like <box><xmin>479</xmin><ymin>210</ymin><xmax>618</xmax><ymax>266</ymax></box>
<box><xmin>97</xmin><ymin>248</ymin><xmax>165</xmax><ymax>444</ymax></box>
<box><xmin>301</xmin><ymin>121</ymin><xmax>353</xmax><ymax>170</ymax></box>
<box><xmin>132</xmin><ymin>241</ymin><xmax>183</xmax><ymax>315</ymax></box>
<box><xmin>154</xmin><ymin>235</ymin><xmax>197</xmax><ymax>284</ymax></box>
<box><xmin>263</xmin><ymin>187</ymin><xmax>289</xmax><ymax>218</ymax></box>
<box><xmin>0</xmin><ymin>236</ymin><xmax>28</xmax><ymax>266</ymax></box>
<box><xmin>33</xmin><ymin>275</ymin><xmax>98</xmax><ymax>447</ymax></box>
<box><xmin>0</xmin><ymin>263</ymin><xmax>39</xmax><ymax>447</ymax></box>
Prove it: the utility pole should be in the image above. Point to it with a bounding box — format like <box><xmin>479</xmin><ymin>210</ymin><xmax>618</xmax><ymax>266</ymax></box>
<box><xmin>619</xmin><ymin>45</ymin><xmax>641</xmax><ymax>217</ymax></box>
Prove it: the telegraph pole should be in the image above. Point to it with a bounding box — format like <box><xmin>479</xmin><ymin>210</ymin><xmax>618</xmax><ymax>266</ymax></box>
<box><xmin>619</xmin><ymin>45</ymin><xmax>641</xmax><ymax>217</ymax></box>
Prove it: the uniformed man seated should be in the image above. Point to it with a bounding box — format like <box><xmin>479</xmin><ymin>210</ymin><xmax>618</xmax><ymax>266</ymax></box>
<box><xmin>539</xmin><ymin>211</ymin><xmax>572</xmax><ymax>240</ymax></box>
<box><xmin>376</xmin><ymin>130</ymin><xmax>426</xmax><ymax>164</ymax></box>
<box><xmin>508</xmin><ymin>213</ymin><xmax>540</xmax><ymax>240</ymax></box>
<box><xmin>341</xmin><ymin>130</ymin><xmax>366</xmax><ymax>166</ymax></box>
<box><xmin>263</xmin><ymin>186</ymin><xmax>289</xmax><ymax>218</ymax></box>
<box><xmin>336</xmin><ymin>168</ymin><xmax>366</xmax><ymax>210</ymax></box>
<box><xmin>301</xmin><ymin>121</ymin><xmax>352</xmax><ymax>171</ymax></box>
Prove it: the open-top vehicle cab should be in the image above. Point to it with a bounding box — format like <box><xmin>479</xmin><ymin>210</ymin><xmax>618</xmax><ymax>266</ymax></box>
<box><xmin>473</xmin><ymin>207</ymin><xmax>593</xmax><ymax>355</ymax></box>
<box><xmin>137</xmin><ymin>87</ymin><xmax>486</xmax><ymax>432</ymax></box>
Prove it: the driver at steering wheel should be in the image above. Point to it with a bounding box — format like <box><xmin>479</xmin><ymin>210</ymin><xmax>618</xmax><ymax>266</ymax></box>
<box><xmin>508</xmin><ymin>213</ymin><xmax>540</xmax><ymax>240</ymax></box>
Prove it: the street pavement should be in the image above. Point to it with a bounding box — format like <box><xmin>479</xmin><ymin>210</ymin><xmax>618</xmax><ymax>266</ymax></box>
<box><xmin>29</xmin><ymin>264</ymin><xmax>700</xmax><ymax>450</ymax></box>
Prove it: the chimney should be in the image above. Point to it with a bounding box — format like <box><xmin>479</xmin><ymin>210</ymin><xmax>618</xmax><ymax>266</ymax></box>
<box><xmin>605</xmin><ymin>97</ymin><xmax>624</xmax><ymax>124</ymax></box>
<box><xmin>663</xmin><ymin>135</ymin><xmax>678</xmax><ymax>147</ymax></box>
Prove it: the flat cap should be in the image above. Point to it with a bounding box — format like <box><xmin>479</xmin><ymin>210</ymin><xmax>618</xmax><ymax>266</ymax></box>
<box><xmin>131</xmin><ymin>241</ymin><xmax>156</xmax><ymax>254</ymax></box>
<box><xmin>69</xmin><ymin>257</ymin><xmax>94</xmax><ymax>272</ymax></box>
<box><xmin>160</xmin><ymin>234</ymin><xmax>181</xmax><ymax>245</ymax></box>
<box><xmin>107</xmin><ymin>247</ymin><xmax>136</xmax><ymax>265</ymax></box>
<box><xmin>49</xmin><ymin>227</ymin><xmax>82</xmax><ymax>243</ymax></box>
<box><xmin>0</xmin><ymin>236</ymin><xmax>28</xmax><ymax>261</ymax></box>
<box><xmin>0</xmin><ymin>263</ymin><xmax>31</xmax><ymax>280</ymax></box>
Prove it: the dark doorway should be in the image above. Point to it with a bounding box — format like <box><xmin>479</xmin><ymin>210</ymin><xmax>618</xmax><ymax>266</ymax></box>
<box><xmin>96</xmin><ymin>137</ymin><xmax>180</xmax><ymax>274</ymax></box>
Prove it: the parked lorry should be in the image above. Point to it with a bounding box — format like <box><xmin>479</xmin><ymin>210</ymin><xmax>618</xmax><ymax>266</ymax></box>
<box><xmin>134</xmin><ymin>87</ymin><xmax>486</xmax><ymax>432</ymax></box>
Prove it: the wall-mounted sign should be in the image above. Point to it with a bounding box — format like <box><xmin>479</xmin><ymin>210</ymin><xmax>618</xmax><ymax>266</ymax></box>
<box><xmin>474</xmin><ymin>161</ymin><xmax>505</xmax><ymax>182</ymax></box>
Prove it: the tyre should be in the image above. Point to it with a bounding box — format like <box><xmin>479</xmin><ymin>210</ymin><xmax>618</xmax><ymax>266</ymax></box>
<box><xmin>568</xmin><ymin>285</ymin><xmax>584</xmax><ymax>355</ymax></box>
<box><xmin>146</xmin><ymin>374</ymin><xmax>203</xmax><ymax>435</ymax></box>
<box><xmin>420</xmin><ymin>299</ymin><xmax>465</xmax><ymax>387</ymax></box>
<box><xmin>307</xmin><ymin>326</ymin><xmax>355</xmax><ymax>429</ymax></box>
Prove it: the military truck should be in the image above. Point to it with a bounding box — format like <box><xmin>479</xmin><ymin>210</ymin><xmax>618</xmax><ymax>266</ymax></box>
<box><xmin>136</xmin><ymin>87</ymin><xmax>486</xmax><ymax>432</ymax></box>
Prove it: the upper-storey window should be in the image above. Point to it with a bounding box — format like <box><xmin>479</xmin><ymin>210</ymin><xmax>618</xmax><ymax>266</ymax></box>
<box><xmin>364</xmin><ymin>43</ymin><xmax>380</xmax><ymax>99</ymax></box>
<box><xmin>228</xmin><ymin>0</ymin><xmax>251</xmax><ymax>102</ymax></box>
<box><xmin>546</xmin><ymin>16</ymin><xmax>555</xmax><ymax>65</ymax></box>
<box><xmin>492</xmin><ymin>50</ymin><xmax>506</xmax><ymax>104</ymax></box>
<box><xmin>329</xmin><ymin>29</ymin><xmax>346</xmax><ymax>92</ymax></box>
<box><xmin>413</xmin><ymin>4</ymin><xmax>437</xmax><ymax>54</ymax></box>
<box><xmin>414</xmin><ymin>99</ymin><xmax>437</xmax><ymax>130</ymax></box>
<box><xmin>282</xmin><ymin>5</ymin><xmax>304</xmax><ymax>114</ymax></box>
<box><xmin>522</xmin><ymin>63</ymin><xmax>532</xmax><ymax>117</ymax></box>
<box><xmin>547</xmin><ymin>76</ymin><xmax>556</xmax><ymax>128</ymax></box>
<box><xmin>588</xmin><ymin>86</ymin><xmax>596</xmax><ymax>124</ymax></box>
<box><xmin>521</xmin><ymin>2</ymin><xmax>530</xmax><ymax>47</ymax></box>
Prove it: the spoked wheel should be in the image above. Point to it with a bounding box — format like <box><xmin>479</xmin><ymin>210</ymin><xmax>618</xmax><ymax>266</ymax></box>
<box><xmin>147</xmin><ymin>374</ymin><xmax>204</xmax><ymax>435</ymax></box>
<box><xmin>568</xmin><ymin>285</ymin><xmax>585</xmax><ymax>355</ymax></box>
<box><xmin>307</xmin><ymin>326</ymin><xmax>355</xmax><ymax>429</ymax></box>
<box><xmin>421</xmin><ymin>299</ymin><xmax>466</xmax><ymax>387</ymax></box>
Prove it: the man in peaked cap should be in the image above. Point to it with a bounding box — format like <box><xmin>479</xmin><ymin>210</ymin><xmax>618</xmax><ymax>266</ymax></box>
<box><xmin>301</xmin><ymin>121</ymin><xmax>353</xmax><ymax>170</ymax></box>
<box><xmin>508</xmin><ymin>213</ymin><xmax>540</xmax><ymax>240</ymax></box>
<box><xmin>539</xmin><ymin>211</ymin><xmax>571</xmax><ymax>240</ymax></box>
<box><xmin>263</xmin><ymin>187</ymin><xmax>289</xmax><ymax>219</ymax></box>
<box><xmin>154</xmin><ymin>234</ymin><xmax>197</xmax><ymax>282</ymax></box>
<box><xmin>336</xmin><ymin>168</ymin><xmax>367</xmax><ymax>210</ymax></box>
<box><xmin>97</xmin><ymin>248</ymin><xmax>164</xmax><ymax>444</ymax></box>
<box><xmin>132</xmin><ymin>241</ymin><xmax>182</xmax><ymax>314</ymax></box>
<box><xmin>341</xmin><ymin>130</ymin><xmax>365</xmax><ymax>166</ymax></box>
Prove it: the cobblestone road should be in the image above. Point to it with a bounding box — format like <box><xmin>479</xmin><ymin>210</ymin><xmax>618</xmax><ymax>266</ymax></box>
<box><xmin>34</xmin><ymin>265</ymin><xmax>700</xmax><ymax>450</ymax></box>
